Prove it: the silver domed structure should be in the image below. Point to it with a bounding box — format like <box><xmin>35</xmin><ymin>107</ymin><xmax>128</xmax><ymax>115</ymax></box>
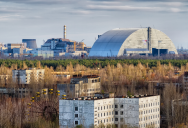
<box><xmin>89</xmin><ymin>27</ymin><xmax>177</xmax><ymax>57</ymax></box>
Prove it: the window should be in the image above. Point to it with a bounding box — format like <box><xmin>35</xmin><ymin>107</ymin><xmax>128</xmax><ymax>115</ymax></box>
<box><xmin>144</xmin><ymin>104</ymin><xmax>145</xmax><ymax>108</ymax></box>
<box><xmin>104</xmin><ymin>113</ymin><xmax>105</xmax><ymax>116</ymax></box>
<box><xmin>107</xmin><ymin>119</ymin><xmax>108</xmax><ymax>122</ymax></box>
<box><xmin>112</xmin><ymin>111</ymin><xmax>114</xmax><ymax>115</ymax></box>
<box><xmin>98</xmin><ymin>114</ymin><xmax>99</xmax><ymax>117</ymax></box>
<box><xmin>107</xmin><ymin>112</ymin><xmax>108</xmax><ymax>116</ymax></box>
<box><xmin>104</xmin><ymin>119</ymin><xmax>105</xmax><ymax>123</ymax></box>
<box><xmin>98</xmin><ymin>107</ymin><xmax>99</xmax><ymax>110</ymax></box>
<box><xmin>92</xmin><ymin>80</ymin><xmax>94</xmax><ymax>83</ymax></box>
<box><xmin>120</xmin><ymin>111</ymin><xmax>123</xmax><ymax>115</ymax></box>
<box><xmin>120</xmin><ymin>118</ymin><xmax>123</xmax><ymax>122</ymax></box>
<box><xmin>107</xmin><ymin>105</ymin><xmax>108</xmax><ymax>109</ymax></box>
<box><xmin>98</xmin><ymin>120</ymin><xmax>99</xmax><ymax>124</ymax></box>
<box><xmin>112</xmin><ymin>118</ymin><xmax>113</xmax><ymax>121</ymax></box>
<box><xmin>75</xmin><ymin>107</ymin><xmax>78</xmax><ymax>111</ymax></box>
<box><xmin>104</xmin><ymin>106</ymin><xmax>105</xmax><ymax>109</ymax></box>
<box><xmin>109</xmin><ymin>112</ymin><xmax>111</xmax><ymax>115</ymax></box>
<box><xmin>109</xmin><ymin>105</ymin><xmax>111</xmax><ymax>109</ymax></box>
<box><xmin>120</xmin><ymin>105</ymin><xmax>123</xmax><ymax>108</ymax></box>
<box><xmin>101</xmin><ymin>106</ymin><xmax>102</xmax><ymax>110</ymax></box>
<box><xmin>75</xmin><ymin>121</ymin><xmax>78</xmax><ymax>125</ymax></box>
<box><xmin>112</xmin><ymin>105</ymin><xmax>113</xmax><ymax>108</ymax></box>
<box><xmin>115</xmin><ymin>105</ymin><xmax>118</xmax><ymax>108</ymax></box>
<box><xmin>75</xmin><ymin>114</ymin><xmax>78</xmax><ymax>117</ymax></box>
<box><xmin>101</xmin><ymin>113</ymin><xmax>102</xmax><ymax>117</ymax></box>
<box><xmin>115</xmin><ymin>118</ymin><xmax>118</xmax><ymax>121</ymax></box>
<box><xmin>115</xmin><ymin>111</ymin><xmax>118</xmax><ymax>115</ymax></box>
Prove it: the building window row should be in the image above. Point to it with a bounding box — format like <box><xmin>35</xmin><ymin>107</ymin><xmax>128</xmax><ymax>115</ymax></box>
<box><xmin>98</xmin><ymin>105</ymin><xmax>113</xmax><ymax>110</ymax></box>
<box><xmin>139</xmin><ymin>102</ymin><xmax>160</xmax><ymax>108</ymax></box>
<box><xmin>139</xmin><ymin>114</ymin><xmax>160</xmax><ymax>121</ymax></box>
<box><xmin>98</xmin><ymin>111</ymin><xmax>113</xmax><ymax>117</ymax></box>
<box><xmin>139</xmin><ymin>108</ymin><xmax>160</xmax><ymax>115</ymax></box>
<box><xmin>98</xmin><ymin>118</ymin><xmax>113</xmax><ymax>124</ymax></box>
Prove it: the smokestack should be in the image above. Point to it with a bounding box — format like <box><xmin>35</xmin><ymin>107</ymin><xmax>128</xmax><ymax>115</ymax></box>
<box><xmin>64</xmin><ymin>25</ymin><xmax>66</xmax><ymax>39</ymax></box>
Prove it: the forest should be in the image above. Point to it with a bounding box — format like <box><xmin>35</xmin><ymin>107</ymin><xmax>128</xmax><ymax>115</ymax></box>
<box><xmin>0</xmin><ymin>60</ymin><xmax>188</xmax><ymax>128</ymax></box>
<box><xmin>0</xmin><ymin>58</ymin><xmax>188</xmax><ymax>69</ymax></box>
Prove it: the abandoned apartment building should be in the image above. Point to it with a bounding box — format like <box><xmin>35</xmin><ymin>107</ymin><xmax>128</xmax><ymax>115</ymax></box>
<box><xmin>57</xmin><ymin>75</ymin><xmax>101</xmax><ymax>98</ymax></box>
<box><xmin>59</xmin><ymin>94</ymin><xmax>160</xmax><ymax>128</ymax></box>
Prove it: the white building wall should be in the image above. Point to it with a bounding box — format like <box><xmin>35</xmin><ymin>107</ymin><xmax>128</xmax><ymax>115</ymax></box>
<box><xmin>139</xmin><ymin>96</ymin><xmax>160</xmax><ymax>128</ymax></box>
<box><xmin>94</xmin><ymin>98</ymin><xmax>115</xmax><ymax>126</ymax></box>
<box><xmin>12</xmin><ymin>69</ymin><xmax>44</xmax><ymax>84</ymax></box>
<box><xmin>59</xmin><ymin>100</ymin><xmax>95</xmax><ymax>128</ymax></box>
<box><xmin>114</xmin><ymin>98</ymin><xmax>139</xmax><ymax>128</ymax></box>
<box><xmin>59</xmin><ymin>96</ymin><xmax>160</xmax><ymax>128</ymax></box>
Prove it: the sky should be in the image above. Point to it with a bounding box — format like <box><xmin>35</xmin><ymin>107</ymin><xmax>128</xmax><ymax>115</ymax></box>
<box><xmin>0</xmin><ymin>0</ymin><xmax>187</xmax><ymax>48</ymax></box>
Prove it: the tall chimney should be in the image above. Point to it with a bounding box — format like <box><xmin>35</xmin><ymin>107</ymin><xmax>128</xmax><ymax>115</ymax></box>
<box><xmin>64</xmin><ymin>25</ymin><xmax>66</xmax><ymax>39</ymax></box>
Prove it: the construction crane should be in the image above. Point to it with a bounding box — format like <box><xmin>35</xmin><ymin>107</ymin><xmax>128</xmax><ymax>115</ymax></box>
<box><xmin>80</xmin><ymin>39</ymin><xmax>84</xmax><ymax>43</ymax></box>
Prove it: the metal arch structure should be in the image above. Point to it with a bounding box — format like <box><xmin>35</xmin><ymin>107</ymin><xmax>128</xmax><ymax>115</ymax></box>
<box><xmin>89</xmin><ymin>28</ymin><xmax>178</xmax><ymax>57</ymax></box>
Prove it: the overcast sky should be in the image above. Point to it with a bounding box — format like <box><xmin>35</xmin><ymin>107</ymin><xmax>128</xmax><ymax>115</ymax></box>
<box><xmin>0</xmin><ymin>0</ymin><xmax>187</xmax><ymax>48</ymax></box>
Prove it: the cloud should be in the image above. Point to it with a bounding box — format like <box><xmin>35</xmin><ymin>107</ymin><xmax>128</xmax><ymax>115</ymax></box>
<box><xmin>86</xmin><ymin>4</ymin><xmax>187</xmax><ymax>13</ymax></box>
<box><xmin>0</xmin><ymin>0</ymin><xmax>78</xmax><ymax>5</ymax></box>
<box><xmin>0</xmin><ymin>7</ymin><xmax>27</xmax><ymax>13</ymax></box>
<box><xmin>67</xmin><ymin>10</ymin><xmax>91</xmax><ymax>15</ymax></box>
<box><xmin>0</xmin><ymin>14</ymin><xmax>22</xmax><ymax>21</ymax></box>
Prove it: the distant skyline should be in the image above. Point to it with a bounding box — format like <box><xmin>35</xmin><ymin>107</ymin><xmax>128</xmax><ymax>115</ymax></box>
<box><xmin>0</xmin><ymin>0</ymin><xmax>187</xmax><ymax>48</ymax></box>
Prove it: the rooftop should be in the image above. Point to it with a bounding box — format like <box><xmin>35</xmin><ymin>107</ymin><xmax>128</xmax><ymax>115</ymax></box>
<box><xmin>61</xmin><ymin>94</ymin><xmax>159</xmax><ymax>101</ymax></box>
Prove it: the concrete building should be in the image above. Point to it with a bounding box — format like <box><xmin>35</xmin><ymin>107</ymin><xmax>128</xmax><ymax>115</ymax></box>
<box><xmin>0</xmin><ymin>87</ymin><xmax>48</xmax><ymax>98</ymax></box>
<box><xmin>57</xmin><ymin>75</ymin><xmax>101</xmax><ymax>98</ymax></box>
<box><xmin>41</xmin><ymin>38</ymin><xmax>88</xmax><ymax>56</ymax></box>
<box><xmin>59</xmin><ymin>95</ymin><xmax>160</xmax><ymax>128</ymax></box>
<box><xmin>12</xmin><ymin>68</ymin><xmax>45</xmax><ymax>84</ymax></box>
<box><xmin>7</xmin><ymin>43</ymin><xmax>26</xmax><ymax>53</ymax></box>
<box><xmin>22</xmin><ymin>39</ymin><xmax>37</xmax><ymax>49</ymax></box>
<box><xmin>27</xmin><ymin>49</ymin><xmax>54</xmax><ymax>58</ymax></box>
<box><xmin>89</xmin><ymin>27</ymin><xmax>177</xmax><ymax>57</ymax></box>
<box><xmin>183</xmin><ymin>71</ymin><xmax>188</xmax><ymax>94</ymax></box>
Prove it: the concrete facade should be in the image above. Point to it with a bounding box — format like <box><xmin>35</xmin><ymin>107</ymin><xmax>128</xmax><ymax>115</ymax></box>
<box><xmin>59</xmin><ymin>95</ymin><xmax>160</xmax><ymax>128</ymax></box>
<box><xmin>57</xmin><ymin>75</ymin><xmax>101</xmax><ymax>98</ymax></box>
<box><xmin>12</xmin><ymin>68</ymin><xmax>45</xmax><ymax>84</ymax></box>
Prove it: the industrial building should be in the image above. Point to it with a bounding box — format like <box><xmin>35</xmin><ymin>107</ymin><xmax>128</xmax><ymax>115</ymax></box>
<box><xmin>7</xmin><ymin>43</ymin><xmax>26</xmax><ymax>53</ymax></box>
<box><xmin>27</xmin><ymin>49</ymin><xmax>54</xmax><ymax>58</ymax></box>
<box><xmin>41</xmin><ymin>25</ymin><xmax>90</xmax><ymax>57</ymax></box>
<box><xmin>59</xmin><ymin>94</ymin><xmax>160</xmax><ymax>128</ymax></box>
<box><xmin>57</xmin><ymin>75</ymin><xmax>101</xmax><ymax>98</ymax></box>
<box><xmin>12</xmin><ymin>68</ymin><xmax>44</xmax><ymax>84</ymax></box>
<box><xmin>89</xmin><ymin>27</ymin><xmax>177</xmax><ymax>57</ymax></box>
<box><xmin>22</xmin><ymin>39</ymin><xmax>37</xmax><ymax>49</ymax></box>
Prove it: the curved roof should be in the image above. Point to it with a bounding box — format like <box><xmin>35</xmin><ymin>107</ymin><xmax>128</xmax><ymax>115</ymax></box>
<box><xmin>89</xmin><ymin>28</ymin><xmax>140</xmax><ymax>56</ymax></box>
<box><xmin>89</xmin><ymin>28</ymin><xmax>178</xmax><ymax>56</ymax></box>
